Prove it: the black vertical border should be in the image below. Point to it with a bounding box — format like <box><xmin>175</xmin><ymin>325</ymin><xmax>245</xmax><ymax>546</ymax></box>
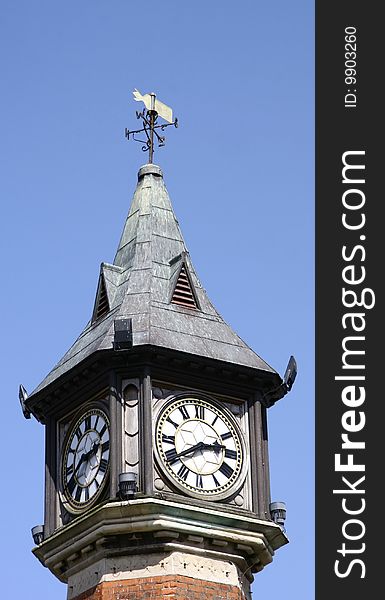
<box><xmin>316</xmin><ymin>3</ymin><xmax>381</xmax><ymax>598</ymax></box>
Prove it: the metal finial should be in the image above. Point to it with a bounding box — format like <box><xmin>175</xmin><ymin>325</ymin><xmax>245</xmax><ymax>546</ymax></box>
<box><xmin>125</xmin><ymin>89</ymin><xmax>178</xmax><ymax>163</ymax></box>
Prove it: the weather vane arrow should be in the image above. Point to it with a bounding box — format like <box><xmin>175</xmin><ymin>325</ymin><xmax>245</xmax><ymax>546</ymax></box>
<box><xmin>133</xmin><ymin>89</ymin><xmax>173</xmax><ymax>123</ymax></box>
<box><xmin>125</xmin><ymin>89</ymin><xmax>178</xmax><ymax>163</ymax></box>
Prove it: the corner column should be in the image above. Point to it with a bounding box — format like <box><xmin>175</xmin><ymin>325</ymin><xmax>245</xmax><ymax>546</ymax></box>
<box><xmin>140</xmin><ymin>366</ymin><xmax>154</xmax><ymax>495</ymax></box>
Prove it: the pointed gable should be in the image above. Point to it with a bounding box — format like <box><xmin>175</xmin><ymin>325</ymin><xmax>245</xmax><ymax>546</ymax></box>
<box><xmin>92</xmin><ymin>273</ymin><xmax>110</xmax><ymax>322</ymax></box>
<box><xmin>92</xmin><ymin>263</ymin><xmax>123</xmax><ymax>323</ymax></box>
<box><xmin>171</xmin><ymin>263</ymin><xmax>198</xmax><ymax>309</ymax></box>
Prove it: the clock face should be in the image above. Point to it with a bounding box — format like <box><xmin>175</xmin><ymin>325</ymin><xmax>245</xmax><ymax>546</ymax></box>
<box><xmin>155</xmin><ymin>397</ymin><xmax>245</xmax><ymax>500</ymax></box>
<box><xmin>61</xmin><ymin>407</ymin><xmax>110</xmax><ymax>511</ymax></box>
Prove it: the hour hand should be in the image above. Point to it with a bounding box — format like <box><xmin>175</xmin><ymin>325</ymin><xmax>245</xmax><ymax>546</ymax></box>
<box><xmin>83</xmin><ymin>440</ymin><xmax>100</xmax><ymax>462</ymax></box>
<box><xmin>74</xmin><ymin>441</ymin><xmax>100</xmax><ymax>472</ymax></box>
<box><xmin>173</xmin><ymin>441</ymin><xmax>205</xmax><ymax>460</ymax></box>
<box><xmin>200</xmin><ymin>441</ymin><xmax>226</xmax><ymax>455</ymax></box>
<box><xmin>171</xmin><ymin>441</ymin><xmax>225</xmax><ymax>461</ymax></box>
<box><xmin>206</xmin><ymin>441</ymin><xmax>226</xmax><ymax>453</ymax></box>
<box><xmin>89</xmin><ymin>440</ymin><xmax>100</xmax><ymax>457</ymax></box>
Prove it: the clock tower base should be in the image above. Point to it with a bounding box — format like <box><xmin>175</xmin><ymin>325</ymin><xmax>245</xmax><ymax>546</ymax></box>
<box><xmin>32</xmin><ymin>498</ymin><xmax>287</xmax><ymax>600</ymax></box>
<box><xmin>68</xmin><ymin>552</ymin><xmax>249</xmax><ymax>599</ymax></box>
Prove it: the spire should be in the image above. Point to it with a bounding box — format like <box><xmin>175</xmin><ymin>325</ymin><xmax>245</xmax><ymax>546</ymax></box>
<box><xmin>29</xmin><ymin>164</ymin><xmax>278</xmax><ymax>397</ymax></box>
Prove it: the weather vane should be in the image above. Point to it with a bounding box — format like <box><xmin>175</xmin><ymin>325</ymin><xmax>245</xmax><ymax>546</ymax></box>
<box><xmin>125</xmin><ymin>89</ymin><xmax>178</xmax><ymax>163</ymax></box>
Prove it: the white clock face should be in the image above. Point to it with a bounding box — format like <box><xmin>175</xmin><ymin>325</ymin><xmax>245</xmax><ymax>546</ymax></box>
<box><xmin>155</xmin><ymin>397</ymin><xmax>245</xmax><ymax>499</ymax></box>
<box><xmin>61</xmin><ymin>407</ymin><xmax>110</xmax><ymax>511</ymax></box>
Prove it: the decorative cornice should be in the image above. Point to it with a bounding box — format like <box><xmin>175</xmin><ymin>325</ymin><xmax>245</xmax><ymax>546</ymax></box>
<box><xmin>32</xmin><ymin>497</ymin><xmax>287</xmax><ymax>583</ymax></box>
<box><xmin>26</xmin><ymin>345</ymin><xmax>276</xmax><ymax>422</ymax></box>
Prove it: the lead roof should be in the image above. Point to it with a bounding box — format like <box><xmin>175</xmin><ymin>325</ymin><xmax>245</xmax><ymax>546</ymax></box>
<box><xmin>30</xmin><ymin>164</ymin><xmax>278</xmax><ymax>397</ymax></box>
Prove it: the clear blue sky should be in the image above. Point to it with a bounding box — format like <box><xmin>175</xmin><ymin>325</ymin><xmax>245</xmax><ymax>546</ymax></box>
<box><xmin>0</xmin><ymin>1</ymin><xmax>314</xmax><ymax>598</ymax></box>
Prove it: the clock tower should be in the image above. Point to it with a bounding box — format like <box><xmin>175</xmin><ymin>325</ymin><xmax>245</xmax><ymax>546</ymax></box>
<box><xmin>23</xmin><ymin>159</ymin><xmax>294</xmax><ymax>599</ymax></box>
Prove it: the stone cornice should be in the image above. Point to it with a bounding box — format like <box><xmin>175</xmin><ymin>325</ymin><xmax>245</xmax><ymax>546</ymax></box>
<box><xmin>33</xmin><ymin>497</ymin><xmax>287</xmax><ymax>583</ymax></box>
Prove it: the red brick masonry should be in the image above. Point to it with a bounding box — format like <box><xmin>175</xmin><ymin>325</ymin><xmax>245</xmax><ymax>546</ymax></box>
<box><xmin>72</xmin><ymin>574</ymin><xmax>245</xmax><ymax>599</ymax></box>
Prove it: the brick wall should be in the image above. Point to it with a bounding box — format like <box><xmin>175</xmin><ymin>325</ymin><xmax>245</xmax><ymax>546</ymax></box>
<box><xmin>72</xmin><ymin>574</ymin><xmax>246</xmax><ymax>599</ymax></box>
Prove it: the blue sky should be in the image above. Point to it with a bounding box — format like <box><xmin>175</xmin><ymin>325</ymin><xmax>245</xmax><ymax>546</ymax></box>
<box><xmin>0</xmin><ymin>1</ymin><xmax>314</xmax><ymax>598</ymax></box>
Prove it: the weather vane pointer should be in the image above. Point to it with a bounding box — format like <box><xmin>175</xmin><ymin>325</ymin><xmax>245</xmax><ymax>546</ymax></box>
<box><xmin>125</xmin><ymin>89</ymin><xmax>178</xmax><ymax>163</ymax></box>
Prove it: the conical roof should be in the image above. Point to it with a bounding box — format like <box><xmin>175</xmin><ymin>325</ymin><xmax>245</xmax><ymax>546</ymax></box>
<box><xmin>30</xmin><ymin>164</ymin><xmax>278</xmax><ymax>396</ymax></box>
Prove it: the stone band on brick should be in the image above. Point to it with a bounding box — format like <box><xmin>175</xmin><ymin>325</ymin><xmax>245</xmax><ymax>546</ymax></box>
<box><xmin>67</xmin><ymin>552</ymin><xmax>251</xmax><ymax>600</ymax></box>
<box><xmin>72</xmin><ymin>575</ymin><xmax>246</xmax><ymax>600</ymax></box>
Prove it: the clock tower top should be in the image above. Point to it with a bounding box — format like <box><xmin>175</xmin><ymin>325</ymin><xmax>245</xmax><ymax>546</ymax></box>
<box><xmin>25</xmin><ymin>162</ymin><xmax>286</xmax><ymax>422</ymax></box>
<box><xmin>24</xmin><ymin>145</ymin><xmax>294</xmax><ymax>599</ymax></box>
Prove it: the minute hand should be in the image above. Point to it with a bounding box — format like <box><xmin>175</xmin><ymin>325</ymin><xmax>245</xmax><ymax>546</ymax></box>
<box><xmin>174</xmin><ymin>441</ymin><xmax>225</xmax><ymax>460</ymax></box>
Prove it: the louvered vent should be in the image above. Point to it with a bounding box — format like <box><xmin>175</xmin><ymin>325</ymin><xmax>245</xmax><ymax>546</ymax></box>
<box><xmin>93</xmin><ymin>275</ymin><xmax>110</xmax><ymax>321</ymax></box>
<box><xmin>171</xmin><ymin>264</ymin><xmax>198</xmax><ymax>309</ymax></box>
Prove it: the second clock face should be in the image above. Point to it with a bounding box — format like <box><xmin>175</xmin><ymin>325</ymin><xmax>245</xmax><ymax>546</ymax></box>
<box><xmin>155</xmin><ymin>397</ymin><xmax>245</xmax><ymax>499</ymax></box>
<box><xmin>61</xmin><ymin>407</ymin><xmax>110</xmax><ymax>511</ymax></box>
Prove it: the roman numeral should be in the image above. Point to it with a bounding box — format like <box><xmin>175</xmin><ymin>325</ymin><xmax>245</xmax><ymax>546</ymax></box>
<box><xmin>101</xmin><ymin>440</ymin><xmax>110</xmax><ymax>454</ymax></box>
<box><xmin>166</xmin><ymin>416</ymin><xmax>179</xmax><ymax>429</ymax></box>
<box><xmin>94</xmin><ymin>415</ymin><xmax>100</xmax><ymax>430</ymax></box>
<box><xmin>178</xmin><ymin>405</ymin><xmax>189</xmax><ymax>420</ymax></box>
<box><xmin>85</xmin><ymin>487</ymin><xmax>90</xmax><ymax>502</ymax></box>
<box><xmin>99</xmin><ymin>423</ymin><xmax>107</xmax><ymax>437</ymax></box>
<box><xmin>219</xmin><ymin>462</ymin><xmax>234</xmax><ymax>479</ymax></box>
<box><xmin>195</xmin><ymin>405</ymin><xmax>205</xmax><ymax>419</ymax></box>
<box><xmin>66</xmin><ymin>464</ymin><xmax>74</xmax><ymax>476</ymax></box>
<box><xmin>212</xmin><ymin>473</ymin><xmax>220</xmax><ymax>487</ymax></box>
<box><xmin>85</xmin><ymin>415</ymin><xmax>91</xmax><ymax>431</ymax></box>
<box><xmin>75</xmin><ymin>426</ymin><xmax>82</xmax><ymax>441</ymax></box>
<box><xmin>196</xmin><ymin>474</ymin><xmax>203</xmax><ymax>488</ymax></box>
<box><xmin>165</xmin><ymin>448</ymin><xmax>179</xmax><ymax>464</ymax></box>
<box><xmin>177</xmin><ymin>464</ymin><xmax>189</xmax><ymax>481</ymax></box>
<box><xmin>224</xmin><ymin>449</ymin><xmax>237</xmax><ymax>460</ymax></box>
<box><xmin>99</xmin><ymin>458</ymin><xmax>108</xmax><ymax>473</ymax></box>
<box><xmin>211</xmin><ymin>415</ymin><xmax>218</xmax><ymax>427</ymax></box>
<box><xmin>75</xmin><ymin>485</ymin><xmax>82</xmax><ymax>502</ymax></box>
<box><xmin>162</xmin><ymin>433</ymin><xmax>175</xmax><ymax>445</ymax></box>
<box><xmin>221</xmin><ymin>431</ymin><xmax>233</xmax><ymax>441</ymax></box>
<box><xmin>67</xmin><ymin>475</ymin><xmax>76</xmax><ymax>495</ymax></box>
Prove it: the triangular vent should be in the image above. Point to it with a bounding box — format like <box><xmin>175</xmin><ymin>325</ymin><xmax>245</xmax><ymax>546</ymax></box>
<box><xmin>92</xmin><ymin>274</ymin><xmax>110</xmax><ymax>322</ymax></box>
<box><xmin>171</xmin><ymin>264</ymin><xmax>198</xmax><ymax>309</ymax></box>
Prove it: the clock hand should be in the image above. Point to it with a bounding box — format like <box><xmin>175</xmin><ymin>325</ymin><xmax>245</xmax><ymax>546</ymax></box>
<box><xmin>210</xmin><ymin>441</ymin><xmax>226</xmax><ymax>453</ymax></box>
<box><xmin>170</xmin><ymin>441</ymin><xmax>205</xmax><ymax>460</ymax></box>
<box><xmin>83</xmin><ymin>441</ymin><xmax>102</xmax><ymax>485</ymax></box>
<box><xmin>77</xmin><ymin>458</ymin><xmax>87</xmax><ymax>480</ymax></box>
<box><xmin>74</xmin><ymin>440</ymin><xmax>100</xmax><ymax>474</ymax></box>
<box><xmin>89</xmin><ymin>440</ymin><xmax>100</xmax><ymax>456</ymax></box>
<box><xmin>203</xmin><ymin>442</ymin><xmax>226</xmax><ymax>453</ymax></box>
<box><xmin>169</xmin><ymin>441</ymin><xmax>226</xmax><ymax>461</ymax></box>
<box><xmin>74</xmin><ymin>452</ymin><xmax>87</xmax><ymax>474</ymax></box>
<box><xmin>82</xmin><ymin>441</ymin><xmax>100</xmax><ymax>467</ymax></box>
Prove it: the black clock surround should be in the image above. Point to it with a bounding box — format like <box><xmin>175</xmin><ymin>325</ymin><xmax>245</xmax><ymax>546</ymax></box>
<box><xmin>60</xmin><ymin>404</ymin><xmax>110</xmax><ymax>513</ymax></box>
